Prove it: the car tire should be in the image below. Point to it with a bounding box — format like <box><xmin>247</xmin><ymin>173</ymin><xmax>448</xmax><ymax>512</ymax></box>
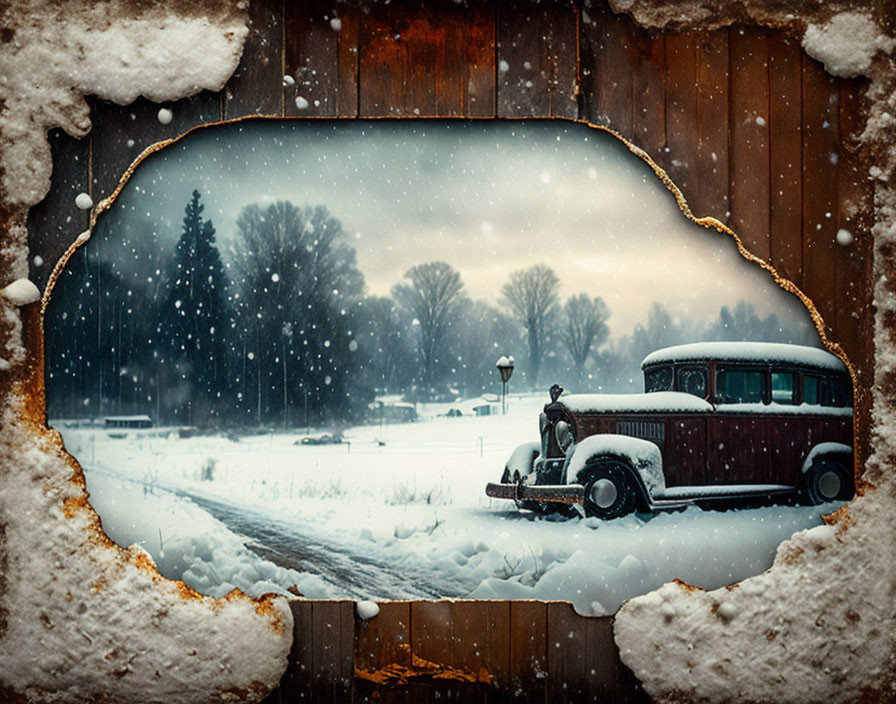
<box><xmin>803</xmin><ymin>460</ymin><xmax>853</xmax><ymax>505</ymax></box>
<box><xmin>579</xmin><ymin>459</ymin><xmax>639</xmax><ymax>520</ymax></box>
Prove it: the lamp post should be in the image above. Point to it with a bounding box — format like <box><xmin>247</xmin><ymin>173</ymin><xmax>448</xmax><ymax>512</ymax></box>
<box><xmin>495</xmin><ymin>355</ymin><xmax>514</xmax><ymax>415</ymax></box>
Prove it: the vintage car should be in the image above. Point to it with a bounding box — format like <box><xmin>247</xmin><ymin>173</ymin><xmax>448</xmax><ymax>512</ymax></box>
<box><xmin>485</xmin><ymin>342</ymin><xmax>854</xmax><ymax>518</ymax></box>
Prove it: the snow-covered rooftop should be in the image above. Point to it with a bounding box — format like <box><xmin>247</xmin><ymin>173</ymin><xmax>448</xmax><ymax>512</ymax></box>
<box><xmin>640</xmin><ymin>342</ymin><xmax>847</xmax><ymax>372</ymax></box>
<box><xmin>560</xmin><ymin>391</ymin><xmax>713</xmax><ymax>414</ymax></box>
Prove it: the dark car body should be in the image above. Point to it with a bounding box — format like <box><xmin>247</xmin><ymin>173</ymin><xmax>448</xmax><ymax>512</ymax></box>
<box><xmin>486</xmin><ymin>342</ymin><xmax>854</xmax><ymax>518</ymax></box>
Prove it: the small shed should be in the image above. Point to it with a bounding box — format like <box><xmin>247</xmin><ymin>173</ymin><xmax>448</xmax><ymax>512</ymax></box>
<box><xmin>104</xmin><ymin>415</ymin><xmax>153</xmax><ymax>429</ymax></box>
<box><xmin>446</xmin><ymin>397</ymin><xmax>499</xmax><ymax>417</ymax></box>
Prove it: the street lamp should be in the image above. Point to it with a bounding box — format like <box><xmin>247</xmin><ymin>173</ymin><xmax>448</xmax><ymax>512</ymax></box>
<box><xmin>495</xmin><ymin>355</ymin><xmax>515</xmax><ymax>415</ymax></box>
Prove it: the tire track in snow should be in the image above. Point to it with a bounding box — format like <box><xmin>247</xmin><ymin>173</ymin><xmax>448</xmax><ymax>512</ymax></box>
<box><xmin>182</xmin><ymin>492</ymin><xmax>466</xmax><ymax>600</ymax></box>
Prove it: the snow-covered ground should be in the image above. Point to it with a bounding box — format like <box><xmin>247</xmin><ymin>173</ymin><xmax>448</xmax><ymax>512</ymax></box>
<box><xmin>56</xmin><ymin>394</ymin><xmax>844</xmax><ymax>615</ymax></box>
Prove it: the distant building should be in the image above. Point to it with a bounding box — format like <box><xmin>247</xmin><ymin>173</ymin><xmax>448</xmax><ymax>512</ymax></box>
<box><xmin>445</xmin><ymin>397</ymin><xmax>499</xmax><ymax>417</ymax></box>
<box><xmin>367</xmin><ymin>402</ymin><xmax>418</xmax><ymax>424</ymax></box>
<box><xmin>104</xmin><ymin>415</ymin><xmax>153</xmax><ymax>429</ymax></box>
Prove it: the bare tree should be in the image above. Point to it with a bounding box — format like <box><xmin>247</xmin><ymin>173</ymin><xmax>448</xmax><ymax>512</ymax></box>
<box><xmin>561</xmin><ymin>294</ymin><xmax>610</xmax><ymax>388</ymax></box>
<box><xmin>392</xmin><ymin>261</ymin><xmax>466</xmax><ymax>395</ymax></box>
<box><xmin>500</xmin><ymin>264</ymin><xmax>560</xmax><ymax>388</ymax></box>
<box><xmin>229</xmin><ymin>201</ymin><xmax>365</xmax><ymax>425</ymax></box>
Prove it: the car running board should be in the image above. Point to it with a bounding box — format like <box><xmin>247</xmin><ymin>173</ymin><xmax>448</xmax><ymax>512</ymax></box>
<box><xmin>648</xmin><ymin>484</ymin><xmax>794</xmax><ymax>510</ymax></box>
<box><xmin>485</xmin><ymin>482</ymin><xmax>584</xmax><ymax>504</ymax></box>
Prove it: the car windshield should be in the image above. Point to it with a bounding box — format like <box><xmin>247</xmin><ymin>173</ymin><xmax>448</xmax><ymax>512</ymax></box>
<box><xmin>676</xmin><ymin>366</ymin><xmax>707</xmax><ymax>398</ymax></box>
<box><xmin>644</xmin><ymin>366</ymin><xmax>673</xmax><ymax>392</ymax></box>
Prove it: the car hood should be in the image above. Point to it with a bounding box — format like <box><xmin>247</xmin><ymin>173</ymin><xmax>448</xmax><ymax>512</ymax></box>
<box><xmin>558</xmin><ymin>391</ymin><xmax>713</xmax><ymax>414</ymax></box>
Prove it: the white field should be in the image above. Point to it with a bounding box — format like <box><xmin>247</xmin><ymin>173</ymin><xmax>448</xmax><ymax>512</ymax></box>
<box><xmin>56</xmin><ymin>394</ymin><xmax>844</xmax><ymax>615</ymax></box>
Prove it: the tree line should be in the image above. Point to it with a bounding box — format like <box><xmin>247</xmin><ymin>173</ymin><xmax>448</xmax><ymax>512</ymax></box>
<box><xmin>45</xmin><ymin>190</ymin><xmax>818</xmax><ymax>428</ymax></box>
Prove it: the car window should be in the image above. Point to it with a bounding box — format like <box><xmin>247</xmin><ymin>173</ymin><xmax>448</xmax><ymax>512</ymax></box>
<box><xmin>716</xmin><ymin>368</ymin><xmax>765</xmax><ymax>404</ymax></box>
<box><xmin>770</xmin><ymin>371</ymin><xmax>796</xmax><ymax>404</ymax></box>
<box><xmin>804</xmin><ymin>374</ymin><xmax>821</xmax><ymax>404</ymax></box>
<box><xmin>645</xmin><ymin>366</ymin><xmax>673</xmax><ymax>392</ymax></box>
<box><xmin>822</xmin><ymin>376</ymin><xmax>850</xmax><ymax>407</ymax></box>
<box><xmin>676</xmin><ymin>366</ymin><xmax>707</xmax><ymax>398</ymax></box>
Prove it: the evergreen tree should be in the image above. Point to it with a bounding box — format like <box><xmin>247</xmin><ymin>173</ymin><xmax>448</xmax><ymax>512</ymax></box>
<box><xmin>157</xmin><ymin>190</ymin><xmax>231</xmax><ymax>425</ymax></box>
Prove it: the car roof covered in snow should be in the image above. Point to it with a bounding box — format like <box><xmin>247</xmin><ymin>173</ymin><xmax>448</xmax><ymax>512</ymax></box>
<box><xmin>640</xmin><ymin>342</ymin><xmax>846</xmax><ymax>372</ymax></box>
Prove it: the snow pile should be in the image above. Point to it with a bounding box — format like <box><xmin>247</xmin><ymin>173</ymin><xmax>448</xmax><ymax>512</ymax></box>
<box><xmin>0</xmin><ymin>401</ymin><xmax>292</xmax><ymax>703</ymax></box>
<box><xmin>802</xmin><ymin>12</ymin><xmax>895</xmax><ymax>79</ymax></box>
<box><xmin>467</xmin><ymin>503</ymin><xmax>835</xmax><ymax>615</ymax></box>
<box><xmin>0</xmin><ymin>0</ymin><xmax>249</xmax><ymax>211</ymax></box>
<box><xmin>615</xmin><ymin>496</ymin><xmax>896</xmax><ymax>702</ymax></box>
<box><xmin>84</xmin><ymin>469</ymin><xmax>331</xmax><ymax>601</ymax></box>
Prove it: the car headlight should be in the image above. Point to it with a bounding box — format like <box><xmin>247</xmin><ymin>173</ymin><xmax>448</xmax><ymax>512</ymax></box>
<box><xmin>555</xmin><ymin>420</ymin><xmax>574</xmax><ymax>452</ymax></box>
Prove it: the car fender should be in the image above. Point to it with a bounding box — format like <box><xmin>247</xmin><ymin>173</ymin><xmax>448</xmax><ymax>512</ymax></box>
<box><xmin>562</xmin><ymin>434</ymin><xmax>665</xmax><ymax>499</ymax></box>
<box><xmin>800</xmin><ymin>442</ymin><xmax>853</xmax><ymax>474</ymax></box>
<box><xmin>501</xmin><ymin>441</ymin><xmax>542</xmax><ymax>482</ymax></box>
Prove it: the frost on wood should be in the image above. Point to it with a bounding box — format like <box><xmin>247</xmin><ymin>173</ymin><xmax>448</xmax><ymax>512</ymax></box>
<box><xmin>0</xmin><ymin>400</ymin><xmax>293</xmax><ymax>703</ymax></box>
<box><xmin>0</xmin><ymin>0</ymin><xmax>250</xmax><ymax>211</ymax></box>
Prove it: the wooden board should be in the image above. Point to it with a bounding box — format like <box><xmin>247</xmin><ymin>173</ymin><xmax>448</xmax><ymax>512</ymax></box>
<box><xmin>26</xmin><ymin>129</ymin><xmax>91</xmax><ymax>291</ymax></box>
<box><xmin>630</xmin><ymin>30</ymin><xmax>667</xmax><ymax>160</ymax></box>
<box><xmin>768</xmin><ymin>34</ymin><xmax>804</xmax><ymax>285</ymax></box>
<box><xmin>358</xmin><ymin>0</ymin><xmax>495</xmax><ymax>117</ymax></box>
<box><xmin>801</xmin><ymin>53</ymin><xmax>841</xmax><ymax>340</ymax></box>
<box><xmin>579</xmin><ymin>6</ymin><xmax>636</xmax><ymax>136</ymax></box>
<box><xmin>285</xmin><ymin>0</ymin><xmax>359</xmax><ymax>117</ymax></box>
<box><xmin>225</xmin><ymin>0</ymin><xmax>284</xmax><ymax>117</ymax></box>
<box><xmin>694</xmin><ymin>28</ymin><xmax>729</xmax><ymax>222</ymax></box>
<box><xmin>663</xmin><ymin>31</ymin><xmax>698</xmax><ymax>207</ymax></box>
<box><xmin>729</xmin><ymin>26</ymin><xmax>771</xmax><ymax>261</ymax></box>
<box><xmin>497</xmin><ymin>0</ymin><xmax>578</xmax><ymax>118</ymax></box>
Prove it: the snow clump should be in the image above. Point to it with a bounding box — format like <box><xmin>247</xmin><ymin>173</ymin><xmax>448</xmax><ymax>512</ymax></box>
<box><xmin>74</xmin><ymin>192</ymin><xmax>93</xmax><ymax>210</ymax></box>
<box><xmin>295</xmin><ymin>95</ymin><xmax>310</xmax><ymax>110</ymax></box>
<box><xmin>356</xmin><ymin>601</ymin><xmax>380</xmax><ymax>620</ymax></box>
<box><xmin>1</xmin><ymin>279</ymin><xmax>40</xmax><ymax>306</ymax></box>
<box><xmin>802</xmin><ymin>12</ymin><xmax>895</xmax><ymax>78</ymax></box>
<box><xmin>836</xmin><ymin>228</ymin><xmax>854</xmax><ymax>246</ymax></box>
<box><xmin>157</xmin><ymin>107</ymin><xmax>173</xmax><ymax>125</ymax></box>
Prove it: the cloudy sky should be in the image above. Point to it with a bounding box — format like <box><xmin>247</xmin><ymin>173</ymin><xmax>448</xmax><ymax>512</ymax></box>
<box><xmin>100</xmin><ymin>119</ymin><xmax>812</xmax><ymax>337</ymax></box>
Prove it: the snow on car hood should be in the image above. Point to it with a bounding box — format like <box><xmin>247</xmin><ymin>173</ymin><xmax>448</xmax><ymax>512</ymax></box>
<box><xmin>559</xmin><ymin>391</ymin><xmax>713</xmax><ymax>414</ymax></box>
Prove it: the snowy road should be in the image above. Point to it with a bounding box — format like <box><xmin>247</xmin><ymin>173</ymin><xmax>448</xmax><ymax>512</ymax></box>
<box><xmin>182</xmin><ymin>491</ymin><xmax>469</xmax><ymax>600</ymax></box>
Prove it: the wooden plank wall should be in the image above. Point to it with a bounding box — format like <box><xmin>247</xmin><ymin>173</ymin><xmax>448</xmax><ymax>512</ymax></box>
<box><xmin>24</xmin><ymin>0</ymin><xmax>875</xmax><ymax>701</ymax></box>
<box><xmin>265</xmin><ymin>600</ymin><xmax>647</xmax><ymax>703</ymax></box>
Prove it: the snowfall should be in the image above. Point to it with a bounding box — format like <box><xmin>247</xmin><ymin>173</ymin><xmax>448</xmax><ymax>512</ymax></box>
<box><xmin>56</xmin><ymin>393</ymin><xmax>844</xmax><ymax>616</ymax></box>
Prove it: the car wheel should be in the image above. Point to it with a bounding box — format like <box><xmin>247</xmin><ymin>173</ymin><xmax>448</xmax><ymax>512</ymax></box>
<box><xmin>580</xmin><ymin>459</ymin><xmax>638</xmax><ymax>520</ymax></box>
<box><xmin>803</xmin><ymin>461</ymin><xmax>853</xmax><ymax>505</ymax></box>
